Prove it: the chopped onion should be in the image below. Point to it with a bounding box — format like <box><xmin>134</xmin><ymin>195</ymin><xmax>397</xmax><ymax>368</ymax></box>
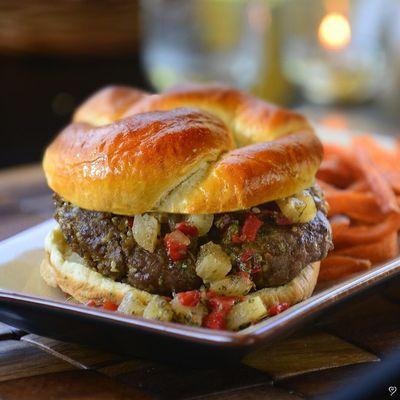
<box><xmin>227</xmin><ymin>296</ymin><xmax>267</xmax><ymax>331</ymax></box>
<box><xmin>117</xmin><ymin>290</ymin><xmax>146</xmax><ymax>316</ymax></box>
<box><xmin>170</xmin><ymin>297</ymin><xmax>207</xmax><ymax>326</ymax></box>
<box><xmin>209</xmin><ymin>273</ymin><xmax>254</xmax><ymax>296</ymax></box>
<box><xmin>143</xmin><ymin>296</ymin><xmax>173</xmax><ymax>322</ymax></box>
<box><xmin>196</xmin><ymin>241</ymin><xmax>232</xmax><ymax>282</ymax></box>
<box><xmin>133</xmin><ymin>214</ymin><xmax>160</xmax><ymax>252</ymax></box>
<box><xmin>185</xmin><ymin>214</ymin><xmax>214</xmax><ymax>236</ymax></box>
<box><xmin>276</xmin><ymin>190</ymin><xmax>317</xmax><ymax>224</ymax></box>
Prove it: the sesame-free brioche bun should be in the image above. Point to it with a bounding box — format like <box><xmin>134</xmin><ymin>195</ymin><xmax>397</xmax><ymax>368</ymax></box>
<box><xmin>41</xmin><ymin>225</ymin><xmax>320</xmax><ymax>309</ymax></box>
<box><xmin>43</xmin><ymin>84</ymin><xmax>322</xmax><ymax>215</ymax></box>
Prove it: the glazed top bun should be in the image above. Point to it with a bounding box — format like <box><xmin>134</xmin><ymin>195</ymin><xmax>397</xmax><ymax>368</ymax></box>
<box><xmin>43</xmin><ymin>84</ymin><xmax>322</xmax><ymax>215</ymax></box>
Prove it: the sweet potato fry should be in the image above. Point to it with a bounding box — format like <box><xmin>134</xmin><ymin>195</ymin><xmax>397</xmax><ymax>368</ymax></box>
<box><xmin>316</xmin><ymin>179</ymin><xmax>339</xmax><ymax>194</ymax></box>
<box><xmin>325</xmin><ymin>190</ymin><xmax>386</xmax><ymax>223</ymax></box>
<box><xmin>317</xmin><ymin>158</ymin><xmax>355</xmax><ymax>188</ymax></box>
<box><xmin>383</xmin><ymin>170</ymin><xmax>400</xmax><ymax>194</ymax></box>
<box><xmin>319</xmin><ymin>256</ymin><xmax>371</xmax><ymax>282</ymax></box>
<box><xmin>348</xmin><ymin>179</ymin><xmax>368</xmax><ymax>192</ymax></box>
<box><xmin>353</xmin><ymin>135</ymin><xmax>400</xmax><ymax>198</ymax></box>
<box><xmin>353</xmin><ymin>147</ymin><xmax>400</xmax><ymax>214</ymax></box>
<box><xmin>333</xmin><ymin>213</ymin><xmax>400</xmax><ymax>246</ymax></box>
<box><xmin>323</xmin><ymin>142</ymin><xmax>362</xmax><ymax>176</ymax></box>
<box><xmin>318</xmin><ymin>136</ymin><xmax>400</xmax><ymax>282</ymax></box>
<box><xmin>333</xmin><ymin>232</ymin><xmax>399</xmax><ymax>263</ymax></box>
<box><xmin>330</xmin><ymin>215</ymin><xmax>350</xmax><ymax>237</ymax></box>
<box><xmin>353</xmin><ymin>135</ymin><xmax>399</xmax><ymax>169</ymax></box>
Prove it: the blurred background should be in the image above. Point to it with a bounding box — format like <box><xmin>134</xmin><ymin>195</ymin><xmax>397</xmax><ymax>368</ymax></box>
<box><xmin>1</xmin><ymin>0</ymin><xmax>399</xmax><ymax>169</ymax></box>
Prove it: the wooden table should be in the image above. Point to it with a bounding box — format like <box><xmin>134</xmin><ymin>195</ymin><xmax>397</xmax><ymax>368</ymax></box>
<box><xmin>0</xmin><ymin>164</ymin><xmax>399</xmax><ymax>399</ymax></box>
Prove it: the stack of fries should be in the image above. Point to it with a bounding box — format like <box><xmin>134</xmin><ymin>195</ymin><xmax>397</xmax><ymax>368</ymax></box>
<box><xmin>317</xmin><ymin>135</ymin><xmax>400</xmax><ymax>281</ymax></box>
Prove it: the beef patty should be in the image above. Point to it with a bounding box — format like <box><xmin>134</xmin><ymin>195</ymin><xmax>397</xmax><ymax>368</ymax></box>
<box><xmin>54</xmin><ymin>188</ymin><xmax>332</xmax><ymax>295</ymax></box>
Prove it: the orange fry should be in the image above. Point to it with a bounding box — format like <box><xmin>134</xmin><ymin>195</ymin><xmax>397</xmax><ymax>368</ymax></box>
<box><xmin>348</xmin><ymin>179</ymin><xmax>369</xmax><ymax>192</ymax></box>
<box><xmin>325</xmin><ymin>190</ymin><xmax>386</xmax><ymax>223</ymax></box>
<box><xmin>333</xmin><ymin>213</ymin><xmax>400</xmax><ymax>246</ymax></box>
<box><xmin>323</xmin><ymin>142</ymin><xmax>362</xmax><ymax>176</ymax></box>
<box><xmin>323</xmin><ymin>143</ymin><xmax>356</xmax><ymax>165</ymax></box>
<box><xmin>353</xmin><ymin>135</ymin><xmax>399</xmax><ymax>168</ymax></box>
<box><xmin>319</xmin><ymin>136</ymin><xmax>400</xmax><ymax>282</ymax></box>
<box><xmin>317</xmin><ymin>158</ymin><xmax>356</xmax><ymax>188</ymax></box>
<box><xmin>353</xmin><ymin>136</ymin><xmax>400</xmax><ymax>199</ymax></box>
<box><xmin>333</xmin><ymin>232</ymin><xmax>399</xmax><ymax>263</ymax></box>
<box><xmin>330</xmin><ymin>215</ymin><xmax>350</xmax><ymax>237</ymax></box>
<box><xmin>319</xmin><ymin>256</ymin><xmax>371</xmax><ymax>281</ymax></box>
<box><xmin>354</xmin><ymin>147</ymin><xmax>400</xmax><ymax>214</ymax></box>
<box><xmin>383</xmin><ymin>170</ymin><xmax>400</xmax><ymax>194</ymax></box>
<box><xmin>316</xmin><ymin>179</ymin><xmax>339</xmax><ymax>194</ymax></box>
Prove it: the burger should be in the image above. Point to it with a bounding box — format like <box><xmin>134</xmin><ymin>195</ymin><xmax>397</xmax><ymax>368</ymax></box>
<box><xmin>41</xmin><ymin>84</ymin><xmax>333</xmax><ymax>330</ymax></box>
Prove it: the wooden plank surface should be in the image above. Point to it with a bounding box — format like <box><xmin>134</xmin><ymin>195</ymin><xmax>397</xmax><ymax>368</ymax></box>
<box><xmin>113</xmin><ymin>363</ymin><xmax>269</xmax><ymax>400</ymax></box>
<box><xmin>277</xmin><ymin>363</ymin><xmax>373</xmax><ymax>398</ymax></box>
<box><xmin>21</xmin><ymin>335</ymin><xmax>126</xmax><ymax>370</ymax></box>
<box><xmin>0</xmin><ymin>370</ymin><xmax>151</xmax><ymax>400</ymax></box>
<box><xmin>243</xmin><ymin>329</ymin><xmax>379</xmax><ymax>379</ymax></box>
<box><xmin>0</xmin><ymin>162</ymin><xmax>399</xmax><ymax>399</ymax></box>
<box><xmin>322</xmin><ymin>295</ymin><xmax>400</xmax><ymax>357</ymax></box>
<box><xmin>0</xmin><ymin>340</ymin><xmax>76</xmax><ymax>382</ymax></box>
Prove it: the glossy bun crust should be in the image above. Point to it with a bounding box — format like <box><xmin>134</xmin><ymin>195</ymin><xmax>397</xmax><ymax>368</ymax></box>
<box><xmin>43</xmin><ymin>84</ymin><xmax>322</xmax><ymax>214</ymax></box>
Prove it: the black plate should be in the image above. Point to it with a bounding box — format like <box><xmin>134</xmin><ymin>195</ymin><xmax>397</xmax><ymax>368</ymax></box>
<box><xmin>0</xmin><ymin>220</ymin><xmax>399</xmax><ymax>364</ymax></box>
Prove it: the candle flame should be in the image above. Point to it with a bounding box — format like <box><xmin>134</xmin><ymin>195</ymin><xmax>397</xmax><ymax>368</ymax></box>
<box><xmin>318</xmin><ymin>13</ymin><xmax>351</xmax><ymax>51</ymax></box>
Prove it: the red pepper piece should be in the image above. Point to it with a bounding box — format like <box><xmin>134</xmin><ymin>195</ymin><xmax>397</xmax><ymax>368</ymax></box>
<box><xmin>177</xmin><ymin>290</ymin><xmax>201</xmax><ymax>307</ymax></box>
<box><xmin>268</xmin><ymin>302</ymin><xmax>290</xmax><ymax>316</ymax></box>
<box><xmin>103</xmin><ymin>301</ymin><xmax>118</xmax><ymax>311</ymax></box>
<box><xmin>208</xmin><ymin>296</ymin><xmax>237</xmax><ymax>311</ymax></box>
<box><xmin>164</xmin><ymin>232</ymin><xmax>188</xmax><ymax>261</ymax></box>
<box><xmin>231</xmin><ymin>233</ymin><xmax>243</xmax><ymax>244</ymax></box>
<box><xmin>240</xmin><ymin>248</ymin><xmax>255</xmax><ymax>263</ymax></box>
<box><xmin>203</xmin><ymin>293</ymin><xmax>240</xmax><ymax>330</ymax></box>
<box><xmin>203</xmin><ymin>310</ymin><xmax>227</xmax><ymax>330</ymax></box>
<box><xmin>176</xmin><ymin>221</ymin><xmax>199</xmax><ymax>236</ymax></box>
<box><xmin>87</xmin><ymin>300</ymin><xmax>97</xmax><ymax>307</ymax></box>
<box><xmin>241</xmin><ymin>214</ymin><xmax>263</xmax><ymax>242</ymax></box>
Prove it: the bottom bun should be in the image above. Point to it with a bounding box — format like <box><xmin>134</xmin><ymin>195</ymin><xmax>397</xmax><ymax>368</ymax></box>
<box><xmin>248</xmin><ymin>261</ymin><xmax>319</xmax><ymax>309</ymax></box>
<box><xmin>42</xmin><ymin>226</ymin><xmax>152</xmax><ymax>305</ymax></box>
<box><xmin>42</xmin><ymin>226</ymin><xmax>319</xmax><ymax>315</ymax></box>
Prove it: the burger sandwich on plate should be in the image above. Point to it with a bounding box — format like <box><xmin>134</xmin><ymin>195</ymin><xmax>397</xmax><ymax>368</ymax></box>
<box><xmin>41</xmin><ymin>84</ymin><xmax>333</xmax><ymax>331</ymax></box>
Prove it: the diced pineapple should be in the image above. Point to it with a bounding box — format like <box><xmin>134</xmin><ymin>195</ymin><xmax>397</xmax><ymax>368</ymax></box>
<box><xmin>185</xmin><ymin>214</ymin><xmax>214</xmax><ymax>236</ymax></box>
<box><xmin>170</xmin><ymin>297</ymin><xmax>208</xmax><ymax>326</ymax></box>
<box><xmin>117</xmin><ymin>290</ymin><xmax>147</xmax><ymax>316</ymax></box>
<box><xmin>196</xmin><ymin>242</ymin><xmax>232</xmax><ymax>282</ymax></box>
<box><xmin>276</xmin><ymin>190</ymin><xmax>317</xmax><ymax>223</ymax></box>
<box><xmin>133</xmin><ymin>213</ymin><xmax>160</xmax><ymax>252</ymax></box>
<box><xmin>143</xmin><ymin>296</ymin><xmax>173</xmax><ymax>322</ymax></box>
<box><xmin>209</xmin><ymin>274</ymin><xmax>254</xmax><ymax>296</ymax></box>
<box><xmin>226</xmin><ymin>296</ymin><xmax>267</xmax><ymax>331</ymax></box>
